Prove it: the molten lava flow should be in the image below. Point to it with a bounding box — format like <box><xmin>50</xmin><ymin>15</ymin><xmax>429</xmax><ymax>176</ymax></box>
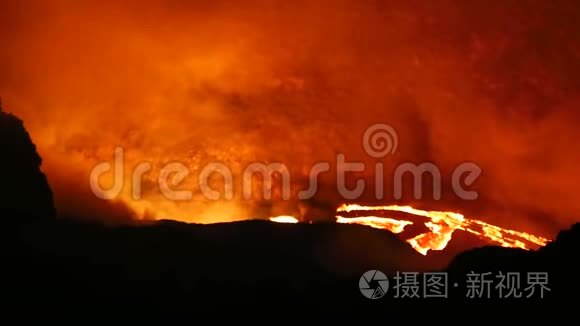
<box><xmin>269</xmin><ymin>216</ymin><xmax>299</xmax><ymax>223</ymax></box>
<box><xmin>335</xmin><ymin>215</ymin><xmax>413</xmax><ymax>234</ymax></box>
<box><xmin>335</xmin><ymin>204</ymin><xmax>550</xmax><ymax>255</ymax></box>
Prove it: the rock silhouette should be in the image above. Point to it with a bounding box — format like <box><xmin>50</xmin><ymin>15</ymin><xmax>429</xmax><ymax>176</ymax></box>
<box><xmin>0</xmin><ymin>107</ymin><xmax>56</xmax><ymax>221</ymax></box>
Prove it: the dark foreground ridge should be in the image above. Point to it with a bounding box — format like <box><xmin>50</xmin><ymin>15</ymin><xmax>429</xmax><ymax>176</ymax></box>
<box><xmin>0</xmin><ymin>109</ymin><xmax>56</xmax><ymax>220</ymax></box>
<box><xmin>1</xmin><ymin>110</ymin><xmax>578</xmax><ymax>315</ymax></box>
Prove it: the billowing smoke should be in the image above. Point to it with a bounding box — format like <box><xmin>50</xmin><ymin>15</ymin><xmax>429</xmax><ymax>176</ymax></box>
<box><xmin>1</xmin><ymin>0</ymin><xmax>579</xmax><ymax>236</ymax></box>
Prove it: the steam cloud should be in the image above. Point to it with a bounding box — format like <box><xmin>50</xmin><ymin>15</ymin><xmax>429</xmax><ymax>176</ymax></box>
<box><xmin>1</xmin><ymin>0</ymin><xmax>579</xmax><ymax>237</ymax></box>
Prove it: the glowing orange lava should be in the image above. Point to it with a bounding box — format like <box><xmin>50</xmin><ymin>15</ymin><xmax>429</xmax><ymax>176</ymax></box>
<box><xmin>269</xmin><ymin>216</ymin><xmax>299</xmax><ymax>223</ymax></box>
<box><xmin>270</xmin><ymin>204</ymin><xmax>550</xmax><ymax>255</ymax></box>
<box><xmin>335</xmin><ymin>215</ymin><xmax>413</xmax><ymax>234</ymax></box>
<box><xmin>335</xmin><ymin>204</ymin><xmax>550</xmax><ymax>255</ymax></box>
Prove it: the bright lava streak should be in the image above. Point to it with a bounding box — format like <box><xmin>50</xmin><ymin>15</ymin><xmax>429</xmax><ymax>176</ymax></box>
<box><xmin>269</xmin><ymin>216</ymin><xmax>299</xmax><ymax>223</ymax></box>
<box><xmin>335</xmin><ymin>204</ymin><xmax>550</xmax><ymax>255</ymax></box>
<box><xmin>335</xmin><ymin>215</ymin><xmax>413</xmax><ymax>234</ymax></box>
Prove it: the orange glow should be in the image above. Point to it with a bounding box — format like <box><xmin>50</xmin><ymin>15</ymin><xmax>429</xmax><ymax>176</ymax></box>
<box><xmin>335</xmin><ymin>204</ymin><xmax>549</xmax><ymax>255</ymax></box>
<box><xmin>1</xmin><ymin>1</ymin><xmax>577</xmax><ymax>246</ymax></box>
<box><xmin>269</xmin><ymin>216</ymin><xmax>299</xmax><ymax>223</ymax></box>
<box><xmin>335</xmin><ymin>215</ymin><xmax>412</xmax><ymax>234</ymax></box>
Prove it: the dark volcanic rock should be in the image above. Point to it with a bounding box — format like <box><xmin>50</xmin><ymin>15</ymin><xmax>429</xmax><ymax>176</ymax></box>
<box><xmin>0</xmin><ymin>108</ymin><xmax>56</xmax><ymax>221</ymax></box>
<box><xmin>446</xmin><ymin>222</ymin><xmax>580</xmax><ymax>300</ymax></box>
